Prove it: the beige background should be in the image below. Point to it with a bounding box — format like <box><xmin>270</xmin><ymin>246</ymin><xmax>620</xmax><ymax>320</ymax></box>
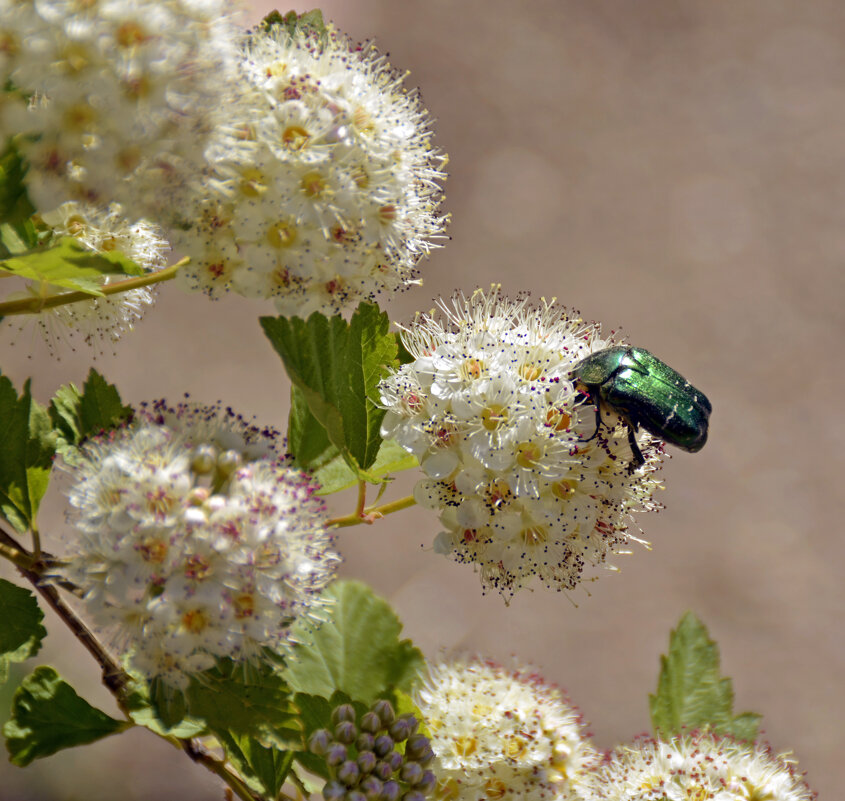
<box><xmin>2</xmin><ymin>1</ymin><xmax>843</xmax><ymax>798</ymax></box>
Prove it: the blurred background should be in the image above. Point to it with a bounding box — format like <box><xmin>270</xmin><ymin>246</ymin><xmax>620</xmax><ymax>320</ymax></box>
<box><xmin>2</xmin><ymin>0</ymin><xmax>843</xmax><ymax>798</ymax></box>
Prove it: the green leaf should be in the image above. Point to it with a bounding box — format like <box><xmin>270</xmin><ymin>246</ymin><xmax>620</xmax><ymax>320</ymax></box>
<box><xmin>313</xmin><ymin>439</ymin><xmax>418</xmax><ymax>496</ymax></box>
<box><xmin>77</xmin><ymin>369</ymin><xmax>133</xmax><ymax>437</ymax></box>
<box><xmin>261</xmin><ymin>9</ymin><xmax>327</xmax><ymax>40</ymax></box>
<box><xmin>261</xmin><ymin>303</ymin><xmax>399</xmax><ymax>477</ymax></box>
<box><xmin>0</xmin><ymin>579</ymin><xmax>46</xmax><ymax>684</ymax></box>
<box><xmin>186</xmin><ymin>657</ymin><xmax>298</xmax><ymax>749</ymax></box>
<box><xmin>284</xmin><ymin>580</ymin><xmax>425</xmax><ymax>705</ymax></box>
<box><xmin>48</xmin><ymin>369</ymin><xmax>132</xmax><ymax>460</ymax></box>
<box><xmin>649</xmin><ymin>612</ymin><xmax>761</xmax><ymax>741</ymax></box>
<box><xmin>0</xmin><ymin>235</ymin><xmax>144</xmax><ymax>294</ymax></box>
<box><xmin>3</xmin><ymin>666</ymin><xmax>128</xmax><ymax>766</ymax></box>
<box><xmin>0</xmin><ymin>139</ymin><xmax>35</xmax><ymax>227</ymax></box>
<box><xmin>0</xmin><ymin>375</ymin><xmax>56</xmax><ymax>533</ymax></box>
<box><xmin>216</xmin><ymin>731</ymin><xmax>294</xmax><ymax>798</ymax></box>
<box><xmin>0</xmin><ymin>219</ymin><xmax>40</xmax><ymax>256</ymax></box>
<box><xmin>288</xmin><ymin>385</ymin><xmax>338</xmax><ymax>470</ymax></box>
<box><xmin>124</xmin><ymin>676</ymin><xmax>205</xmax><ymax>738</ymax></box>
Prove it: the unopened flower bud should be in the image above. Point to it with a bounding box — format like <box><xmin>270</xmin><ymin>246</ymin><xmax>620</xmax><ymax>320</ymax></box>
<box><xmin>335</xmin><ymin>720</ymin><xmax>358</xmax><ymax>744</ymax></box>
<box><xmin>327</xmin><ymin>743</ymin><xmax>348</xmax><ymax>767</ymax></box>
<box><xmin>416</xmin><ymin>771</ymin><xmax>436</xmax><ymax>794</ymax></box>
<box><xmin>388</xmin><ymin>717</ymin><xmax>412</xmax><ymax>742</ymax></box>
<box><xmin>372</xmin><ymin>699</ymin><xmax>395</xmax><ymax>726</ymax></box>
<box><xmin>385</xmin><ymin>751</ymin><xmax>403</xmax><ymax>772</ymax></box>
<box><xmin>357</xmin><ymin>750</ymin><xmax>377</xmax><ymax>774</ymax></box>
<box><xmin>216</xmin><ymin>449</ymin><xmax>242</xmax><ymax>475</ymax></box>
<box><xmin>360</xmin><ymin>711</ymin><xmax>382</xmax><ymax>734</ymax></box>
<box><xmin>332</xmin><ymin>704</ymin><xmax>357</xmax><ymax>725</ymax></box>
<box><xmin>346</xmin><ymin>792</ymin><xmax>367</xmax><ymax>801</ymax></box>
<box><xmin>416</xmin><ymin>747</ymin><xmax>434</xmax><ymax>768</ymax></box>
<box><xmin>374</xmin><ymin>734</ymin><xmax>394</xmax><ymax>757</ymax></box>
<box><xmin>405</xmin><ymin>734</ymin><xmax>429</xmax><ymax>761</ymax></box>
<box><xmin>338</xmin><ymin>760</ymin><xmax>361</xmax><ymax>787</ymax></box>
<box><xmin>322</xmin><ymin>781</ymin><xmax>346</xmax><ymax>801</ymax></box>
<box><xmin>359</xmin><ymin>776</ymin><xmax>383</xmax><ymax>800</ymax></box>
<box><xmin>400</xmin><ymin>763</ymin><xmax>423</xmax><ymax>785</ymax></box>
<box><xmin>374</xmin><ymin>761</ymin><xmax>393</xmax><ymax>781</ymax></box>
<box><xmin>308</xmin><ymin>728</ymin><xmax>332</xmax><ymax>755</ymax></box>
<box><xmin>191</xmin><ymin>445</ymin><xmax>217</xmax><ymax>474</ymax></box>
<box><xmin>381</xmin><ymin>781</ymin><xmax>401</xmax><ymax>801</ymax></box>
<box><xmin>402</xmin><ymin>791</ymin><xmax>426</xmax><ymax>801</ymax></box>
<box><xmin>357</xmin><ymin>732</ymin><xmax>375</xmax><ymax>751</ymax></box>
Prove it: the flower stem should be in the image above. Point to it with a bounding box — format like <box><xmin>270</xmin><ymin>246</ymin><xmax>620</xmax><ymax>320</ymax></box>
<box><xmin>0</xmin><ymin>258</ymin><xmax>187</xmax><ymax>316</ymax></box>
<box><xmin>328</xmin><ymin>494</ymin><xmax>417</xmax><ymax>528</ymax></box>
<box><xmin>356</xmin><ymin>480</ymin><xmax>367</xmax><ymax>516</ymax></box>
<box><xmin>0</xmin><ymin>539</ymin><xmax>35</xmax><ymax>571</ymax></box>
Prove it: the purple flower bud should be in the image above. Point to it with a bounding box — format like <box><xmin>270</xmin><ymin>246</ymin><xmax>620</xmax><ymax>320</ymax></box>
<box><xmin>399</xmin><ymin>713</ymin><xmax>419</xmax><ymax>735</ymax></box>
<box><xmin>381</xmin><ymin>780</ymin><xmax>401</xmax><ymax>801</ymax></box>
<box><xmin>338</xmin><ymin>760</ymin><xmax>361</xmax><ymax>787</ymax></box>
<box><xmin>402</xmin><ymin>791</ymin><xmax>426</xmax><ymax>801</ymax></box>
<box><xmin>323</xmin><ymin>780</ymin><xmax>346</xmax><ymax>801</ymax></box>
<box><xmin>417</xmin><ymin>747</ymin><xmax>434</xmax><ymax>768</ymax></box>
<box><xmin>357</xmin><ymin>750</ymin><xmax>377</xmax><ymax>774</ymax></box>
<box><xmin>357</xmin><ymin>732</ymin><xmax>376</xmax><ymax>752</ymax></box>
<box><xmin>400</xmin><ymin>762</ymin><xmax>423</xmax><ymax>785</ymax></box>
<box><xmin>416</xmin><ymin>771</ymin><xmax>436</xmax><ymax>794</ymax></box>
<box><xmin>332</xmin><ymin>704</ymin><xmax>357</xmax><ymax>725</ymax></box>
<box><xmin>309</xmin><ymin>729</ymin><xmax>332</xmax><ymax>755</ymax></box>
<box><xmin>388</xmin><ymin>718</ymin><xmax>412</xmax><ymax>742</ymax></box>
<box><xmin>385</xmin><ymin>751</ymin><xmax>403</xmax><ymax>772</ymax></box>
<box><xmin>374</xmin><ymin>761</ymin><xmax>393</xmax><ymax>781</ymax></box>
<box><xmin>347</xmin><ymin>792</ymin><xmax>367</xmax><ymax>801</ymax></box>
<box><xmin>335</xmin><ymin>720</ymin><xmax>358</xmax><ymax>744</ymax></box>
<box><xmin>360</xmin><ymin>776</ymin><xmax>383</xmax><ymax>800</ymax></box>
<box><xmin>405</xmin><ymin>734</ymin><xmax>430</xmax><ymax>760</ymax></box>
<box><xmin>327</xmin><ymin>743</ymin><xmax>348</xmax><ymax>767</ymax></box>
<box><xmin>361</xmin><ymin>712</ymin><xmax>382</xmax><ymax>734</ymax></box>
<box><xmin>371</xmin><ymin>699</ymin><xmax>395</xmax><ymax>726</ymax></box>
<box><xmin>374</xmin><ymin>734</ymin><xmax>394</xmax><ymax>757</ymax></box>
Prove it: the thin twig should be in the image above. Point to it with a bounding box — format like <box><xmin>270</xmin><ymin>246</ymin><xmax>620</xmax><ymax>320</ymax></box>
<box><xmin>327</xmin><ymin>494</ymin><xmax>417</xmax><ymax>528</ymax></box>
<box><xmin>0</xmin><ymin>258</ymin><xmax>186</xmax><ymax>316</ymax></box>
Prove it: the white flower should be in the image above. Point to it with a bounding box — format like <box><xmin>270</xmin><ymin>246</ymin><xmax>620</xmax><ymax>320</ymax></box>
<box><xmin>414</xmin><ymin>659</ymin><xmax>598</xmax><ymax>801</ymax></box>
<box><xmin>171</xmin><ymin>18</ymin><xmax>447</xmax><ymax>314</ymax></box>
<box><xmin>59</xmin><ymin>399</ymin><xmax>339</xmax><ymax>688</ymax></box>
<box><xmin>1</xmin><ymin>0</ymin><xmax>240</xmax><ymax>213</ymax></box>
<box><xmin>379</xmin><ymin>287</ymin><xmax>664</xmax><ymax>598</ymax></box>
<box><xmin>2</xmin><ymin>201</ymin><xmax>170</xmax><ymax>352</ymax></box>
<box><xmin>576</xmin><ymin>732</ymin><xmax>816</xmax><ymax>801</ymax></box>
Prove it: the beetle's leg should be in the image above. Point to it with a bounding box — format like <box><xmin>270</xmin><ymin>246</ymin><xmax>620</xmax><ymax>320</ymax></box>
<box><xmin>626</xmin><ymin>424</ymin><xmax>645</xmax><ymax>473</ymax></box>
<box><xmin>577</xmin><ymin>387</ymin><xmax>603</xmax><ymax>442</ymax></box>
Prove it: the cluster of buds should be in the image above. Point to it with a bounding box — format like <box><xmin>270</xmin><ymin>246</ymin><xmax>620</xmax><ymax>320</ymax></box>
<box><xmin>309</xmin><ymin>700</ymin><xmax>435</xmax><ymax>801</ymax></box>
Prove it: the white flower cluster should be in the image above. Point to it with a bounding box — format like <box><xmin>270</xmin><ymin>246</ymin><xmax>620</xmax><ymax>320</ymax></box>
<box><xmin>171</xmin><ymin>20</ymin><xmax>447</xmax><ymax>315</ymax></box>
<box><xmin>60</xmin><ymin>400</ymin><xmax>339</xmax><ymax>688</ymax></box>
<box><xmin>379</xmin><ymin>288</ymin><xmax>663</xmax><ymax>598</ymax></box>
<box><xmin>578</xmin><ymin>733</ymin><xmax>816</xmax><ymax>801</ymax></box>
<box><xmin>414</xmin><ymin>659</ymin><xmax>597</xmax><ymax>801</ymax></box>
<box><xmin>0</xmin><ymin>0</ymin><xmax>239</xmax><ymax>213</ymax></box>
<box><xmin>47</xmin><ymin>202</ymin><xmax>168</xmax><ymax>346</ymax></box>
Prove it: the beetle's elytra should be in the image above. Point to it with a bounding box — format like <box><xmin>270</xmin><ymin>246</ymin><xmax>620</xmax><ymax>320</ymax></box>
<box><xmin>570</xmin><ymin>346</ymin><xmax>711</xmax><ymax>471</ymax></box>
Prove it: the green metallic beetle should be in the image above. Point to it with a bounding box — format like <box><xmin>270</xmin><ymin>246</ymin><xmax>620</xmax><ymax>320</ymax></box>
<box><xmin>570</xmin><ymin>346</ymin><xmax>711</xmax><ymax>471</ymax></box>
